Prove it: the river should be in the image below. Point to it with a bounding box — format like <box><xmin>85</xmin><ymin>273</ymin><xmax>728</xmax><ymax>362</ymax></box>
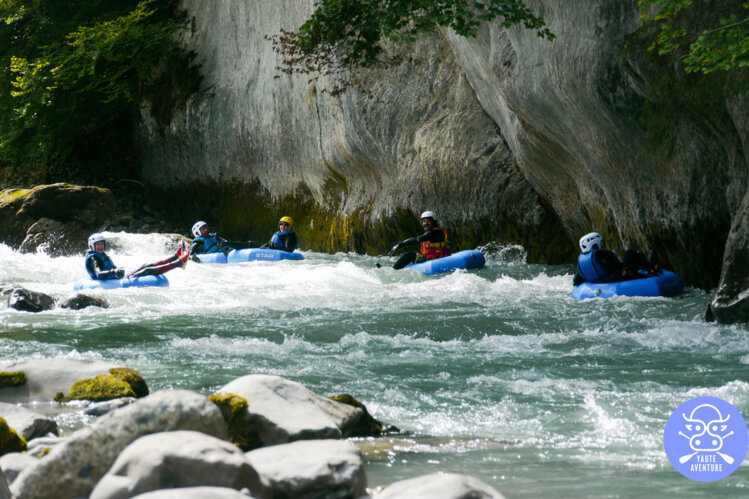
<box><xmin>1</xmin><ymin>232</ymin><xmax>747</xmax><ymax>497</ymax></box>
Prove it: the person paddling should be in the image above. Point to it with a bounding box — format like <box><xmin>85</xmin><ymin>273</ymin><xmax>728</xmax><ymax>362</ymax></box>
<box><xmin>385</xmin><ymin>211</ymin><xmax>452</xmax><ymax>270</ymax></box>
<box><xmin>85</xmin><ymin>233</ymin><xmax>189</xmax><ymax>280</ymax></box>
<box><xmin>260</xmin><ymin>216</ymin><xmax>299</xmax><ymax>252</ymax></box>
<box><xmin>189</xmin><ymin>221</ymin><xmax>256</xmax><ymax>258</ymax></box>
<box><xmin>573</xmin><ymin>232</ymin><xmax>656</xmax><ymax>286</ymax></box>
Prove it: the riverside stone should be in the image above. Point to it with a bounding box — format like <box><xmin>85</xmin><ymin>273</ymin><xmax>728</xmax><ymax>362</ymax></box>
<box><xmin>10</xmin><ymin>390</ymin><xmax>228</xmax><ymax>499</ymax></box>
<box><xmin>0</xmin><ymin>453</ymin><xmax>37</xmax><ymax>485</ymax></box>
<box><xmin>58</xmin><ymin>294</ymin><xmax>110</xmax><ymax>310</ymax></box>
<box><xmin>376</xmin><ymin>472</ymin><xmax>505</xmax><ymax>498</ymax></box>
<box><xmin>245</xmin><ymin>439</ymin><xmax>366</xmax><ymax>499</ymax></box>
<box><xmin>215</xmin><ymin>375</ymin><xmax>360</xmax><ymax>447</ymax></box>
<box><xmin>131</xmin><ymin>487</ymin><xmax>253</xmax><ymax>499</ymax></box>
<box><xmin>0</xmin><ymin>184</ymin><xmax>114</xmax><ymax>250</ymax></box>
<box><xmin>0</xmin><ymin>359</ymin><xmax>119</xmax><ymax>404</ymax></box>
<box><xmin>0</xmin><ymin>403</ymin><xmax>58</xmax><ymax>441</ymax></box>
<box><xmin>90</xmin><ymin>431</ymin><xmax>270</xmax><ymax>499</ymax></box>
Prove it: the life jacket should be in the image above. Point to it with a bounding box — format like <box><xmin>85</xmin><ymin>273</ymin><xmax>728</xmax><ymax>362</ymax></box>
<box><xmin>270</xmin><ymin>230</ymin><xmax>297</xmax><ymax>251</ymax></box>
<box><xmin>577</xmin><ymin>249</ymin><xmax>617</xmax><ymax>283</ymax></box>
<box><xmin>194</xmin><ymin>233</ymin><xmax>220</xmax><ymax>254</ymax></box>
<box><xmin>85</xmin><ymin>251</ymin><xmax>116</xmax><ymax>280</ymax></box>
<box><xmin>420</xmin><ymin>228</ymin><xmax>452</xmax><ymax>260</ymax></box>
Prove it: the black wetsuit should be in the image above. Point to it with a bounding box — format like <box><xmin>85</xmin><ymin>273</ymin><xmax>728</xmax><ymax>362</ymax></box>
<box><xmin>391</xmin><ymin>228</ymin><xmax>449</xmax><ymax>270</ymax></box>
<box><xmin>262</xmin><ymin>230</ymin><xmax>298</xmax><ymax>252</ymax></box>
<box><xmin>85</xmin><ymin>252</ymin><xmax>124</xmax><ymax>280</ymax></box>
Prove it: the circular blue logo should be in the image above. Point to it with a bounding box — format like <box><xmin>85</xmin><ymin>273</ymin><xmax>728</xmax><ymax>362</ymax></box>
<box><xmin>663</xmin><ymin>396</ymin><xmax>748</xmax><ymax>481</ymax></box>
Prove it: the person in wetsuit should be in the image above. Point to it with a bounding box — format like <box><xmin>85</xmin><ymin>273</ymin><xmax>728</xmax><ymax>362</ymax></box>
<box><xmin>85</xmin><ymin>233</ymin><xmax>188</xmax><ymax>280</ymax></box>
<box><xmin>573</xmin><ymin>232</ymin><xmax>656</xmax><ymax>286</ymax></box>
<box><xmin>386</xmin><ymin>211</ymin><xmax>452</xmax><ymax>270</ymax></box>
<box><xmin>189</xmin><ymin>221</ymin><xmax>256</xmax><ymax>259</ymax></box>
<box><xmin>261</xmin><ymin>216</ymin><xmax>298</xmax><ymax>252</ymax></box>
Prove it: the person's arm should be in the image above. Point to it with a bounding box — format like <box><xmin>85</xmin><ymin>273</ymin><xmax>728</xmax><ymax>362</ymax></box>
<box><xmin>415</xmin><ymin>229</ymin><xmax>445</xmax><ymax>244</ymax></box>
<box><xmin>388</xmin><ymin>236</ymin><xmax>418</xmax><ymax>256</ymax></box>
<box><xmin>595</xmin><ymin>250</ymin><xmax>624</xmax><ymax>274</ymax></box>
<box><xmin>86</xmin><ymin>255</ymin><xmax>124</xmax><ymax>280</ymax></box>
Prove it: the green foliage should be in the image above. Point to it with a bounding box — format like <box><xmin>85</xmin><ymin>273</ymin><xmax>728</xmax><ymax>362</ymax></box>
<box><xmin>639</xmin><ymin>0</ymin><xmax>748</xmax><ymax>73</ymax></box>
<box><xmin>269</xmin><ymin>0</ymin><xmax>553</xmax><ymax>93</ymax></box>
<box><xmin>0</xmin><ymin>0</ymin><xmax>197</xmax><ymax>181</ymax></box>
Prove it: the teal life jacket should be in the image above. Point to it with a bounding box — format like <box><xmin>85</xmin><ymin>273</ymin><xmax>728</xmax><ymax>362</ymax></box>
<box><xmin>85</xmin><ymin>251</ymin><xmax>116</xmax><ymax>280</ymax></box>
<box><xmin>194</xmin><ymin>233</ymin><xmax>220</xmax><ymax>254</ymax></box>
<box><xmin>577</xmin><ymin>249</ymin><xmax>617</xmax><ymax>283</ymax></box>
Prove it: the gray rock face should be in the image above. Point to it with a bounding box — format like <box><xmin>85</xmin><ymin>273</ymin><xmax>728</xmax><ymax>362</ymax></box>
<box><xmin>137</xmin><ymin>0</ymin><xmax>747</xmax><ymax>318</ymax></box>
<box><xmin>90</xmin><ymin>431</ymin><xmax>270</xmax><ymax>499</ymax></box>
<box><xmin>10</xmin><ymin>390</ymin><xmax>228</xmax><ymax>499</ymax></box>
<box><xmin>0</xmin><ymin>359</ymin><xmax>118</xmax><ymax>404</ymax></box>
<box><xmin>245</xmin><ymin>439</ymin><xmax>366</xmax><ymax>499</ymax></box>
<box><xmin>0</xmin><ymin>403</ymin><xmax>58</xmax><ymax>441</ymax></box>
<box><xmin>217</xmin><ymin>375</ymin><xmax>360</xmax><ymax>446</ymax></box>
<box><xmin>376</xmin><ymin>473</ymin><xmax>504</xmax><ymax>499</ymax></box>
<box><xmin>138</xmin><ymin>0</ymin><xmax>570</xmax><ymax>262</ymax></box>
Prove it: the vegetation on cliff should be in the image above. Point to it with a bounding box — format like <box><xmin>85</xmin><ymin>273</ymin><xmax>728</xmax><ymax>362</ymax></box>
<box><xmin>0</xmin><ymin>0</ymin><xmax>199</xmax><ymax>184</ymax></box>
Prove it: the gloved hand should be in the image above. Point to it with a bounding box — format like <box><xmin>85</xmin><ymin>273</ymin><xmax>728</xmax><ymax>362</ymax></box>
<box><xmin>388</xmin><ymin>243</ymin><xmax>401</xmax><ymax>257</ymax></box>
<box><xmin>114</xmin><ymin>268</ymin><xmax>125</xmax><ymax>279</ymax></box>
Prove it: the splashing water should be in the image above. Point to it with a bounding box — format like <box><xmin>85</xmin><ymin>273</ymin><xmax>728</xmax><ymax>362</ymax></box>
<box><xmin>1</xmin><ymin>233</ymin><xmax>747</xmax><ymax>497</ymax></box>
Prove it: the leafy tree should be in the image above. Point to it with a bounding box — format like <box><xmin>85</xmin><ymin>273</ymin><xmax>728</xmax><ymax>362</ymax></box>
<box><xmin>268</xmin><ymin>0</ymin><xmax>554</xmax><ymax>93</ymax></box>
<box><xmin>0</xmin><ymin>0</ymin><xmax>197</xmax><ymax>183</ymax></box>
<box><xmin>638</xmin><ymin>0</ymin><xmax>748</xmax><ymax>73</ymax></box>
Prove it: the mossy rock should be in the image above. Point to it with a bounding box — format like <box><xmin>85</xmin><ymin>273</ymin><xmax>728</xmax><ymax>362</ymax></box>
<box><xmin>208</xmin><ymin>392</ymin><xmax>261</xmax><ymax>451</ymax></box>
<box><xmin>329</xmin><ymin>393</ymin><xmax>400</xmax><ymax>437</ymax></box>
<box><xmin>0</xmin><ymin>370</ymin><xmax>27</xmax><ymax>389</ymax></box>
<box><xmin>0</xmin><ymin>416</ymin><xmax>27</xmax><ymax>456</ymax></box>
<box><xmin>54</xmin><ymin>368</ymin><xmax>149</xmax><ymax>403</ymax></box>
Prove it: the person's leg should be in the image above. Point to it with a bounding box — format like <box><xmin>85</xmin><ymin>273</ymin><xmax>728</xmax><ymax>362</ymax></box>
<box><xmin>128</xmin><ymin>246</ymin><xmax>189</xmax><ymax>278</ymax></box>
<box><xmin>393</xmin><ymin>251</ymin><xmax>418</xmax><ymax>270</ymax></box>
<box><xmin>623</xmin><ymin>249</ymin><xmax>650</xmax><ymax>274</ymax></box>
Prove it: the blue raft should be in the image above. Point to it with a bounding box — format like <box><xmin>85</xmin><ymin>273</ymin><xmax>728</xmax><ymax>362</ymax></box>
<box><xmin>571</xmin><ymin>269</ymin><xmax>684</xmax><ymax>300</ymax></box>
<box><xmin>194</xmin><ymin>248</ymin><xmax>304</xmax><ymax>264</ymax></box>
<box><xmin>406</xmin><ymin>250</ymin><xmax>485</xmax><ymax>276</ymax></box>
<box><xmin>73</xmin><ymin>274</ymin><xmax>169</xmax><ymax>291</ymax></box>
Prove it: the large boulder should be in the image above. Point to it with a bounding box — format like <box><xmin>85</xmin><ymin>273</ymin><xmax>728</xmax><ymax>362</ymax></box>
<box><xmin>90</xmin><ymin>431</ymin><xmax>271</xmax><ymax>499</ymax></box>
<box><xmin>215</xmin><ymin>375</ymin><xmax>361</xmax><ymax>447</ymax></box>
<box><xmin>245</xmin><ymin>439</ymin><xmax>366</xmax><ymax>499</ymax></box>
<box><xmin>17</xmin><ymin>218</ymin><xmax>92</xmax><ymax>257</ymax></box>
<box><xmin>0</xmin><ymin>184</ymin><xmax>114</xmax><ymax>250</ymax></box>
<box><xmin>0</xmin><ymin>359</ymin><xmax>119</xmax><ymax>404</ymax></box>
<box><xmin>7</xmin><ymin>288</ymin><xmax>55</xmax><ymax>313</ymax></box>
<box><xmin>11</xmin><ymin>390</ymin><xmax>228</xmax><ymax>499</ymax></box>
<box><xmin>0</xmin><ymin>403</ymin><xmax>58</xmax><ymax>441</ymax></box>
<box><xmin>58</xmin><ymin>293</ymin><xmax>110</xmax><ymax>310</ymax></box>
<box><xmin>375</xmin><ymin>473</ymin><xmax>504</xmax><ymax>499</ymax></box>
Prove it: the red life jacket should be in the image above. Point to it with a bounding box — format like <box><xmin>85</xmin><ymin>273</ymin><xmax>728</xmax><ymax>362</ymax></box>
<box><xmin>420</xmin><ymin>229</ymin><xmax>452</xmax><ymax>260</ymax></box>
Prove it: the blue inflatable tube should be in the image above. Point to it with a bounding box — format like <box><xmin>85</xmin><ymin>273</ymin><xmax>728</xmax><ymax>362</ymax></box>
<box><xmin>194</xmin><ymin>248</ymin><xmax>303</xmax><ymax>264</ymax></box>
<box><xmin>571</xmin><ymin>269</ymin><xmax>684</xmax><ymax>300</ymax></box>
<box><xmin>406</xmin><ymin>250</ymin><xmax>485</xmax><ymax>276</ymax></box>
<box><xmin>73</xmin><ymin>275</ymin><xmax>169</xmax><ymax>291</ymax></box>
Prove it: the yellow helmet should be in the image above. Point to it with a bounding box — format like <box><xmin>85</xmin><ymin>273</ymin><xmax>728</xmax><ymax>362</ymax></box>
<box><xmin>279</xmin><ymin>216</ymin><xmax>293</xmax><ymax>227</ymax></box>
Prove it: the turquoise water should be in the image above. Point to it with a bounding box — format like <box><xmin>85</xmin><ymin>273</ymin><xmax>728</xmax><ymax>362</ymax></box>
<box><xmin>1</xmin><ymin>233</ymin><xmax>748</xmax><ymax>497</ymax></box>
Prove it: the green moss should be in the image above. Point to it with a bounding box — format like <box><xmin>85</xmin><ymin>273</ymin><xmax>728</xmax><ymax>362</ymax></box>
<box><xmin>329</xmin><ymin>393</ymin><xmax>400</xmax><ymax>436</ymax></box>
<box><xmin>208</xmin><ymin>392</ymin><xmax>260</xmax><ymax>451</ymax></box>
<box><xmin>0</xmin><ymin>417</ymin><xmax>27</xmax><ymax>456</ymax></box>
<box><xmin>0</xmin><ymin>371</ymin><xmax>27</xmax><ymax>388</ymax></box>
<box><xmin>56</xmin><ymin>367</ymin><xmax>149</xmax><ymax>402</ymax></box>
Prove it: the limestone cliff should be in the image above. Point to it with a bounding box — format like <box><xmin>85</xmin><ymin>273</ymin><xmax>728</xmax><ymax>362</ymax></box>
<box><xmin>137</xmin><ymin>1</ymin><xmax>748</xmax><ymax>321</ymax></box>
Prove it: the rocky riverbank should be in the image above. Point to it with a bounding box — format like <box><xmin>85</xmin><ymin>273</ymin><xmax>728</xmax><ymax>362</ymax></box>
<box><xmin>0</xmin><ymin>359</ymin><xmax>505</xmax><ymax>499</ymax></box>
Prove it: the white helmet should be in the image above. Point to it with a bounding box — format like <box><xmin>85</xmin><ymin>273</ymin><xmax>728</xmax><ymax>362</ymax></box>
<box><xmin>579</xmin><ymin>232</ymin><xmax>603</xmax><ymax>253</ymax></box>
<box><xmin>420</xmin><ymin>211</ymin><xmax>436</xmax><ymax>221</ymax></box>
<box><xmin>88</xmin><ymin>233</ymin><xmax>105</xmax><ymax>251</ymax></box>
<box><xmin>192</xmin><ymin>221</ymin><xmax>207</xmax><ymax>237</ymax></box>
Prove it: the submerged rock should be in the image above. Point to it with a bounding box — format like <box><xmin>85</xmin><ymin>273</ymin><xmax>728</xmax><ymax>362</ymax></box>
<box><xmin>7</xmin><ymin>288</ymin><xmax>55</xmax><ymax>313</ymax></box>
<box><xmin>58</xmin><ymin>294</ymin><xmax>109</xmax><ymax>310</ymax></box>
<box><xmin>90</xmin><ymin>431</ymin><xmax>270</xmax><ymax>499</ymax></box>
